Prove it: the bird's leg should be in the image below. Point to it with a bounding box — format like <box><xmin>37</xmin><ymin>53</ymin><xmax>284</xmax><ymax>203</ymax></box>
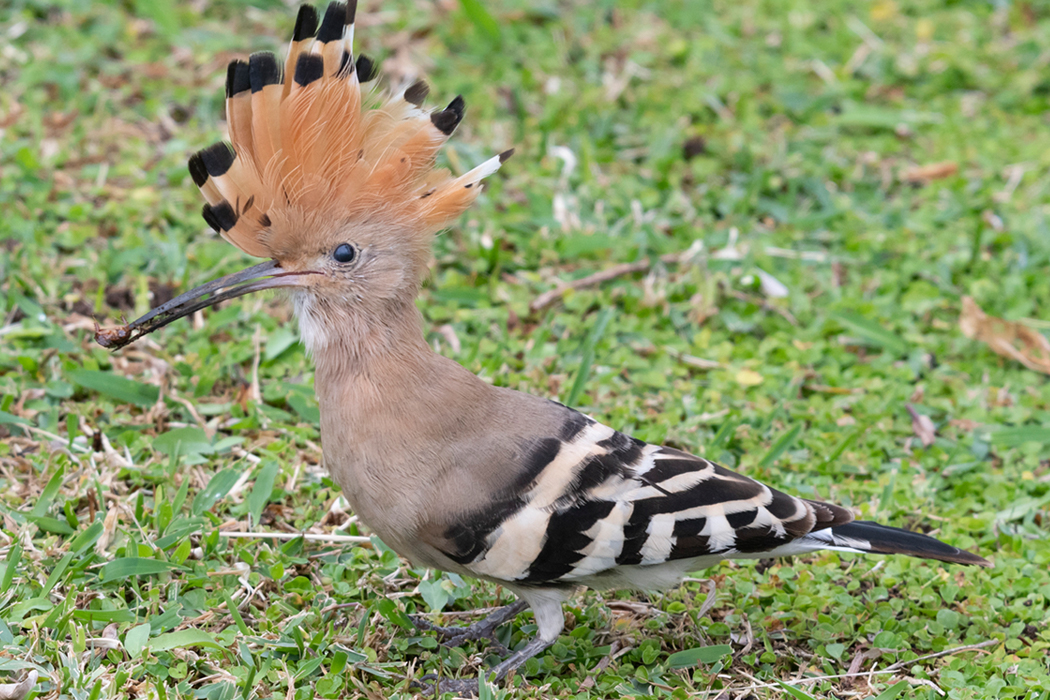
<box><xmin>410</xmin><ymin>599</ymin><xmax>528</xmax><ymax>654</ymax></box>
<box><xmin>414</xmin><ymin>589</ymin><xmax>568</xmax><ymax>696</ymax></box>
<box><xmin>415</xmin><ymin>632</ymin><xmax>555</xmax><ymax>697</ymax></box>
<box><xmin>486</xmin><ymin>635</ymin><xmax>555</xmax><ymax>681</ymax></box>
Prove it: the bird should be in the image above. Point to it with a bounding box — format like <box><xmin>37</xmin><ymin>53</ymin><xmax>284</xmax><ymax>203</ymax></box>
<box><xmin>96</xmin><ymin>2</ymin><xmax>991</xmax><ymax>695</ymax></box>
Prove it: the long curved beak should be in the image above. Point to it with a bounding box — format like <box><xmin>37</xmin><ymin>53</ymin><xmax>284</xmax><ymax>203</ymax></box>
<box><xmin>95</xmin><ymin>259</ymin><xmax>321</xmax><ymax>350</ymax></box>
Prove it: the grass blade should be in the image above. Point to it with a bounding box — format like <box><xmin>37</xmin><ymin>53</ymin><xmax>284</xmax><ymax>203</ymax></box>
<box><xmin>67</xmin><ymin>369</ymin><xmax>160</xmax><ymax>407</ymax></box>
<box><xmin>459</xmin><ymin>0</ymin><xmax>500</xmax><ymax>41</ymax></box>
<box><xmin>759</xmin><ymin>424</ymin><xmax>801</xmax><ymax>468</ymax></box>
<box><xmin>248</xmin><ymin>461</ymin><xmax>279</xmax><ymax>528</ymax></box>
<box><xmin>666</xmin><ymin>644</ymin><xmax>733</xmax><ymax>668</ymax></box>
<box><xmin>99</xmin><ymin>558</ymin><xmax>181</xmax><ymax>583</ymax></box>
<box><xmin>831</xmin><ymin>312</ymin><xmax>909</xmax><ymax>356</ymax></box>
<box><xmin>192</xmin><ymin>469</ymin><xmax>241</xmax><ymax>516</ymax></box>
<box><xmin>775</xmin><ymin>679</ymin><xmax>820</xmax><ymax>700</ymax></box>
<box><xmin>564</xmin><ymin>308</ymin><xmax>613</xmax><ymax>407</ymax></box>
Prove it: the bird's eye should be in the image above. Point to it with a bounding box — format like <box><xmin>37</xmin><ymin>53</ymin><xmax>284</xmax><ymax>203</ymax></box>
<box><xmin>333</xmin><ymin>243</ymin><xmax>357</xmax><ymax>263</ymax></box>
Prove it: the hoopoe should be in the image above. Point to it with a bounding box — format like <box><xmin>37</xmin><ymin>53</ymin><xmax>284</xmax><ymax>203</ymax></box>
<box><xmin>97</xmin><ymin>2</ymin><xmax>990</xmax><ymax>695</ymax></box>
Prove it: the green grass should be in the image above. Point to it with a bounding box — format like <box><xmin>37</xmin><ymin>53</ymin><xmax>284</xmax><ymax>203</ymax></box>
<box><xmin>2</xmin><ymin>0</ymin><xmax>1050</xmax><ymax>697</ymax></box>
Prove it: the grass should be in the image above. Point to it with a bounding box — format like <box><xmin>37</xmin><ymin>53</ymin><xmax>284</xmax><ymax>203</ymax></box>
<box><xmin>2</xmin><ymin>0</ymin><xmax>1050</xmax><ymax>697</ymax></box>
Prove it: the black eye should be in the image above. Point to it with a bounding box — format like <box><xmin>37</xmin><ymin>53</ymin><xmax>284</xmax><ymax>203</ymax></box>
<box><xmin>333</xmin><ymin>243</ymin><xmax>357</xmax><ymax>263</ymax></box>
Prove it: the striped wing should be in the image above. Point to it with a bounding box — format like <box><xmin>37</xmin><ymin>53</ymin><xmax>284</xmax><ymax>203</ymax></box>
<box><xmin>439</xmin><ymin>411</ymin><xmax>851</xmax><ymax>586</ymax></box>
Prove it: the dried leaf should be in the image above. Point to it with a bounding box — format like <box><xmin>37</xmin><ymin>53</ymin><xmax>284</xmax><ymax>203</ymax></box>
<box><xmin>901</xmin><ymin>161</ymin><xmax>957</xmax><ymax>183</ymax></box>
<box><xmin>960</xmin><ymin>297</ymin><xmax>1050</xmax><ymax>375</ymax></box>
<box><xmin>735</xmin><ymin>369</ymin><xmax>764</xmax><ymax>386</ymax></box>
<box><xmin>0</xmin><ymin>671</ymin><xmax>37</xmax><ymax>700</ymax></box>
<box><xmin>96</xmin><ymin>504</ymin><xmax>119</xmax><ymax>554</ymax></box>
<box><xmin>907</xmin><ymin>403</ymin><xmax>936</xmax><ymax>447</ymax></box>
<box><xmin>689</xmin><ymin>291</ymin><xmax>719</xmax><ymax>325</ymax></box>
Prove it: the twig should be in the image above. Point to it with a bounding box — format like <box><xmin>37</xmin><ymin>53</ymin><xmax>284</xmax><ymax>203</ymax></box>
<box><xmin>700</xmin><ymin>670</ymin><xmax>894</xmax><ymax>696</ymax></box>
<box><xmin>581</xmin><ymin>640</ymin><xmax>621</xmax><ymax>689</ymax></box>
<box><xmin>699</xmin><ymin>579</ymin><xmax>718</xmax><ymax>619</ymax></box>
<box><xmin>530</xmin><ymin>243</ymin><xmax>703</xmax><ymax>312</ymax></box>
<box><xmin>764</xmin><ymin>246</ymin><xmax>829</xmax><ymax>262</ymax></box>
<box><xmin>724</xmin><ymin>288</ymin><xmax>798</xmax><ymax>326</ymax></box>
<box><xmin>411</xmin><ymin>606</ymin><xmax>507</xmax><ymax>618</ymax></box>
<box><xmin>169</xmin><ymin>390</ymin><xmax>212</xmax><ymax>438</ymax></box>
<box><xmin>883</xmin><ymin>639</ymin><xmax>998</xmax><ymax>671</ymax></box>
<box><xmin>219</xmin><ymin>531</ymin><xmax>372</xmax><ymax>544</ymax></box>
<box><xmin>250</xmin><ymin>323</ymin><xmax>262</xmax><ymax>403</ymax></box>
<box><xmin>12</xmin><ymin>424</ymin><xmax>90</xmax><ymax>454</ymax></box>
<box><xmin>904</xmin><ymin>677</ymin><xmax>947</xmax><ymax>697</ymax></box>
<box><xmin>665</xmin><ymin>347</ymin><xmax>723</xmax><ymax>370</ymax></box>
<box><xmin>694</xmin><ymin>639</ymin><xmax>999</xmax><ymax>697</ymax></box>
<box><xmin>319</xmin><ymin>602</ymin><xmax>363</xmax><ymax>615</ymax></box>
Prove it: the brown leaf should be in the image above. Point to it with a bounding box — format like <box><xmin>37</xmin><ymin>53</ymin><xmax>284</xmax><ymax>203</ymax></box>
<box><xmin>960</xmin><ymin>296</ymin><xmax>1050</xmax><ymax>375</ymax></box>
<box><xmin>906</xmin><ymin>403</ymin><xmax>936</xmax><ymax>447</ymax></box>
<box><xmin>901</xmin><ymin>161</ymin><xmax>958</xmax><ymax>183</ymax></box>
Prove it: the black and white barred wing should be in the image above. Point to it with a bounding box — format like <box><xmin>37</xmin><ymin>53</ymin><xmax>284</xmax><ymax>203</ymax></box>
<box><xmin>437</xmin><ymin>410</ymin><xmax>989</xmax><ymax>587</ymax></box>
<box><xmin>440</xmin><ymin>415</ymin><xmax>855</xmax><ymax>587</ymax></box>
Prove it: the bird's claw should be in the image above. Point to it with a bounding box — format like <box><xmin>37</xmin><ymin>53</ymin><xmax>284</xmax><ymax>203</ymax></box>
<box><xmin>409</xmin><ymin>615</ymin><xmax>512</xmax><ymax>656</ymax></box>
<box><xmin>410</xmin><ymin>600</ymin><xmax>527</xmax><ymax>657</ymax></box>
<box><xmin>412</xmin><ymin>673</ymin><xmax>480</xmax><ymax>697</ymax></box>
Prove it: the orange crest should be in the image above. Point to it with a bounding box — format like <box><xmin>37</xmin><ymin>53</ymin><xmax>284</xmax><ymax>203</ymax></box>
<box><xmin>188</xmin><ymin>2</ymin><xmax>512</xmax><ymax>259</ymax></box>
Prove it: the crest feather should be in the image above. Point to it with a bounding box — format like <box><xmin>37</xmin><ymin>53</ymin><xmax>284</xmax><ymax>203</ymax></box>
<box><xmin>189</xmin><ymin>2</ymin><xmax>512</xmax><ymax>258</ymax></box>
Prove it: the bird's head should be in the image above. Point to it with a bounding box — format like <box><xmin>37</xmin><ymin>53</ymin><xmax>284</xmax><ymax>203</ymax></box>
<box><xmin>96</xmin><ymin>1</ymin><xmax>510</xmax><ymax>353</ymax></box>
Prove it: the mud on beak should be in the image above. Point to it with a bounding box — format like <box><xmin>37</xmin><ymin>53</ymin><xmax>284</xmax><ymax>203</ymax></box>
<box><xmin>95</xmin><ymin>259</ymin><xmax>321</xmax><ymax>350</ymax></box>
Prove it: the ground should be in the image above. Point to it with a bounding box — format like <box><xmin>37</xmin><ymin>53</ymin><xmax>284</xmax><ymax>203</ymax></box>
<box><xmin>1</xmin><ymin>0</ymin><xmax>1049</xmax><ymax>698</ymax></box>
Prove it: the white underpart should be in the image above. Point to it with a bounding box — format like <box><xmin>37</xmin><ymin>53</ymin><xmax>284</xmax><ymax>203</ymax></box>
<box><xmin>577</xmin><ymin>557</ymin><xmax>724</xmax><ymax>591</ymax></box>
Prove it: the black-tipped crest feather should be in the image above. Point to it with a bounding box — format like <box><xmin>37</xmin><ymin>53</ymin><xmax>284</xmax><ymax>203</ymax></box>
<box><xmin>431</xmin><ymin>95</ymin><xmax>465</xmax><ymax>135</ymax></box>
<box><xmin>201</xmin><ymin>202</ymin><xmax>238</xmax><ymax>232</ymax></box>
<box><xmin>187</xmin><ymin>153</ymin><xmax>208</xmax><ymax>187</ymax></box>
<box><xmin>355</xmin><ymin>54</ymin><xmax>377</xmax><ymax>82</ymax></box>
<box><xmin>226</xmin><ymin>60</ymin><xmax>250</xmax><ymax>97</ymax></box>
<box><xmin>199</xmin><ymin>143</ymin><xmax>236</xmax><ymax>177</ymax></box>
<box><xmin>317</xmin><ymin>2</ymin><xmax>347</xmax><ymax>43</ymax></box>
<box><xmin>294</xmin><ymin>53</ymin><xmax>325</xmax><ymax>86</ymax></box>
<box><xmin>405</xmin><ymin>79</ymin><xmax>429</xmax><ymax>106</ymax></box>
<box><xmin>249</xmin><ymin>52</ymin><xmax>281</xmax><ymax>92</ymax></box>
<box><xmin>292</xmin><ymin>4</ymin><xmax>319</xmax><ymax>41</ymax></box>
<box><xmin>188</xmin><ymin>3</ymin><xmax>523</xmax><ymax>259</ymax></box>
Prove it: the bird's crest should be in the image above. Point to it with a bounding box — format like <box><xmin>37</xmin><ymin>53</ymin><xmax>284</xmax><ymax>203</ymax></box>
<box><xmin>188</xmin><ymin>1</ymin><xmax>511</xmax><ymax>259</ymax></box>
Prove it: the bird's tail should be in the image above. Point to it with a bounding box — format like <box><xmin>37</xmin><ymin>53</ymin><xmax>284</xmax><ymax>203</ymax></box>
<box><xmin>818</xmin><ymin>520</ymin><xmax>991</xmax><ymax>567</ymax></box>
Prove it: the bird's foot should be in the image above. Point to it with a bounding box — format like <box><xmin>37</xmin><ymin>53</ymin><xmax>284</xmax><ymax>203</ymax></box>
<box><xmin>414</xmin><ymin>674</ymin><xmax>479</xmax><ymax>697</ymax></box>
<box><xmin>410</xmin><ymin>599</ymin><xmax>528</xmax><ymax>656</ymax></box>
<box><xmin>411</xmin><ymin>636</ymin><xmax>553</xmax><ymax>697</ymax></box>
